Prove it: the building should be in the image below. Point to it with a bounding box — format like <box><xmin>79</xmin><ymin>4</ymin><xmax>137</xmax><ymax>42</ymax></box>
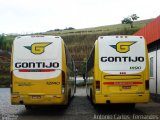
<box><xmin>134</xmin><ymin>15</ymin><xmax>160</xmax><ymax>102</ymax></box>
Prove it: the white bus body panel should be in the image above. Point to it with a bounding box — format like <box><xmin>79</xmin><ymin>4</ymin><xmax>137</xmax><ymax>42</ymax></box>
<box><xmin>13</xmin><ymin>36</ymin><xmax>62</xmax><ymax>80</ymax></box>
<box><xmin>98</xmin><ymin>36</ymin><xmax>146</xmax><ymax>74</ymax></box>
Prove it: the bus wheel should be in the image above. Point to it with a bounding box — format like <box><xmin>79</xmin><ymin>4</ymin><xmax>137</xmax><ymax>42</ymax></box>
<box><xmin>67</xmin><ymin>89</ymin><xmax>71</xmax><ymax>105</ymax></box>
<box><xmin>123</xmin><ymin>103</ymin><xmax>135</xmax><ymax>109</ymax></box>
<box><xmin>128</xmin><ymin>103</ymin><xmax>135</xmax><ymax>109</ymax></box>
<box><xmin>25</xmin><ymin>105</ymin><xmax>32</xmax><ymax>110</ymax></box>
<box><xmin>90</xmin><ymin>89</ymin><xmax>93</xmax><ymax>104</ymax></box>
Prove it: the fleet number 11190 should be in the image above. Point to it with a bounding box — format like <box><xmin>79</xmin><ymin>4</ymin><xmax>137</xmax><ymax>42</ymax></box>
<box><xmin>130</xmin><ymin>66</ymin><xmax>141</xmax><ymax>70</ymax></box>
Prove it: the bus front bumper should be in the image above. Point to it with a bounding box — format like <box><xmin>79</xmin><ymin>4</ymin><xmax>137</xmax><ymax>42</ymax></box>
<box><xmin>11</xmin><ymin>94</ymin><xmax>67</xmax><ymax>105</ymax></box>
<box><xmin>94</xmin><ymin>93</ymin><xmax>150</xmax><ymax>104</ymax></box>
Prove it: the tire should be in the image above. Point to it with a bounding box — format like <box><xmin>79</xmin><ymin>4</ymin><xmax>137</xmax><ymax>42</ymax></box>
<box><xmin>66</xmin><ymin>89</ymin><xmax>71</xmax><ymax>106</ymax></box>
<box><xmin>123</xmin><ymin>103</ymin><xmax>135</xmax><ymax>109</ymax></box>
<box><xmin>90</xmin><ymin>89</ymin><xmax>94</xmax><ymax>104</ymax></box>
<box><xmin>128</xmin><ymin>103</ymin><xmax>135</xmax><ymax>109</ymax></box>
<box><xmin>25</xmin><ymin>105</ymin><xmax>32</xmax><ymax>110</ymax></box>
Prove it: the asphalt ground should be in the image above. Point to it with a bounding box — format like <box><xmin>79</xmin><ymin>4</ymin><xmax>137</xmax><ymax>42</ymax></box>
<box><xmin>0</xmin><ymin>87</ymin><xmax>160</xmax><ymax>120</ymax></box>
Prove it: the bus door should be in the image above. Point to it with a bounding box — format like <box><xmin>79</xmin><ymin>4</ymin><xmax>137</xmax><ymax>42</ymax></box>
<box><xmin>149</xmin><ymin>51</ymin><xmax>157</xmax><ymax>95</ymax></box>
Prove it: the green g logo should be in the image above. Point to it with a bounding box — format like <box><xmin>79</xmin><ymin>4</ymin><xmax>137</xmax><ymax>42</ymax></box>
<box><xmin>24</xmin><ymin>42</ymin><xmax>52</xmax><ymax>54</ymax></box>
<box><xmin>110</xmin><ymin>41</ymin><xmax>136</xmax><ymax>53</ymax></box>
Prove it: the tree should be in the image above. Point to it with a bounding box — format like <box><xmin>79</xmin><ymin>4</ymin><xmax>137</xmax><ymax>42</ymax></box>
<box><xmin>122</xmin><ymin>17</ymin><xmax>133</xmax><ymax>28</ymax></box>
<box><xmin>131</xmin><ymin>14</ymin><xmax>139</xmax><ymax>21</ymax></box>
<box><xmin>5</xmin><ymin>42</ymin><xmax>11</xmax><ymax>51</ymax></box>
<box><xmin>54</xmin><ymin>29</ymin><xmax>61</xmax><ymax>31</ymax></box>
<box><xmin>122</xmin><ymin>14</ymin><xmax>139</xmax><ymax>28</ymax></box>
<box><xmin>64</xmin><ymin>27</ymin><xmax>75</xmax><ymax>30</ymax></box>
<box><xmin>0</xmin><ymin>35</ymin><xmax>5</xmax><ymax>49</ymax></box>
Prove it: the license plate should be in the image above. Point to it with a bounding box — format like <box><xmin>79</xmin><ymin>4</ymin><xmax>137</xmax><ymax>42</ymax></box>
<box><xmin>32</xmin><ymin>95</ymin><xmax>41</xmax><ymax>99</ymax></box>
<box><xmin>122</xmin><ymin>86</ymin><xmax>131</xmax><ymax>89</ymax></box>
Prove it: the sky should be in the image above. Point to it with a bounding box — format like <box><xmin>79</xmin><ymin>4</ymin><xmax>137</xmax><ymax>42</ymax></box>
<box><xmin>0</xmin><ymin>0</ymin><xmax>159</xmax><ymax>34</ymax></box>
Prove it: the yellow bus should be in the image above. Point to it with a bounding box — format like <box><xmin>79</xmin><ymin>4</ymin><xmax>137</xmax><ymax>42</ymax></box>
<box><xmin>10</xmin><ymin>35</ymin><xmax>76</xmax><ymax>109</ymax></box>
<box><xmin>85</xmin><ymin>35</ymin><xmax>149</xmax><ymax>107</ymax></box>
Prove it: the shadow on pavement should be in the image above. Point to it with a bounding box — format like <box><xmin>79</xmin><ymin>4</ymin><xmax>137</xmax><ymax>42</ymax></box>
<box><xmin>93</xmin><ymin>104</ymin><xmax>146</xmax><ymax>115</ymax></box>
<box><xmin>18</xmin><ymin>105</ymin><xmax>68</xmax><ymax>116</ymax></box>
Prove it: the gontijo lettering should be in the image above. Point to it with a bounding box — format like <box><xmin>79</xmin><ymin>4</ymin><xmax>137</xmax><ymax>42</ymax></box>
<box><xmin>15</xmin><ymin>62</ymin><xmax>59</xmax><ymax>68</ymax></box>
<box><xmin>101</xmin><ymin>56</ymin><xmax>144</xmax><ymax>62</ymax></box>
